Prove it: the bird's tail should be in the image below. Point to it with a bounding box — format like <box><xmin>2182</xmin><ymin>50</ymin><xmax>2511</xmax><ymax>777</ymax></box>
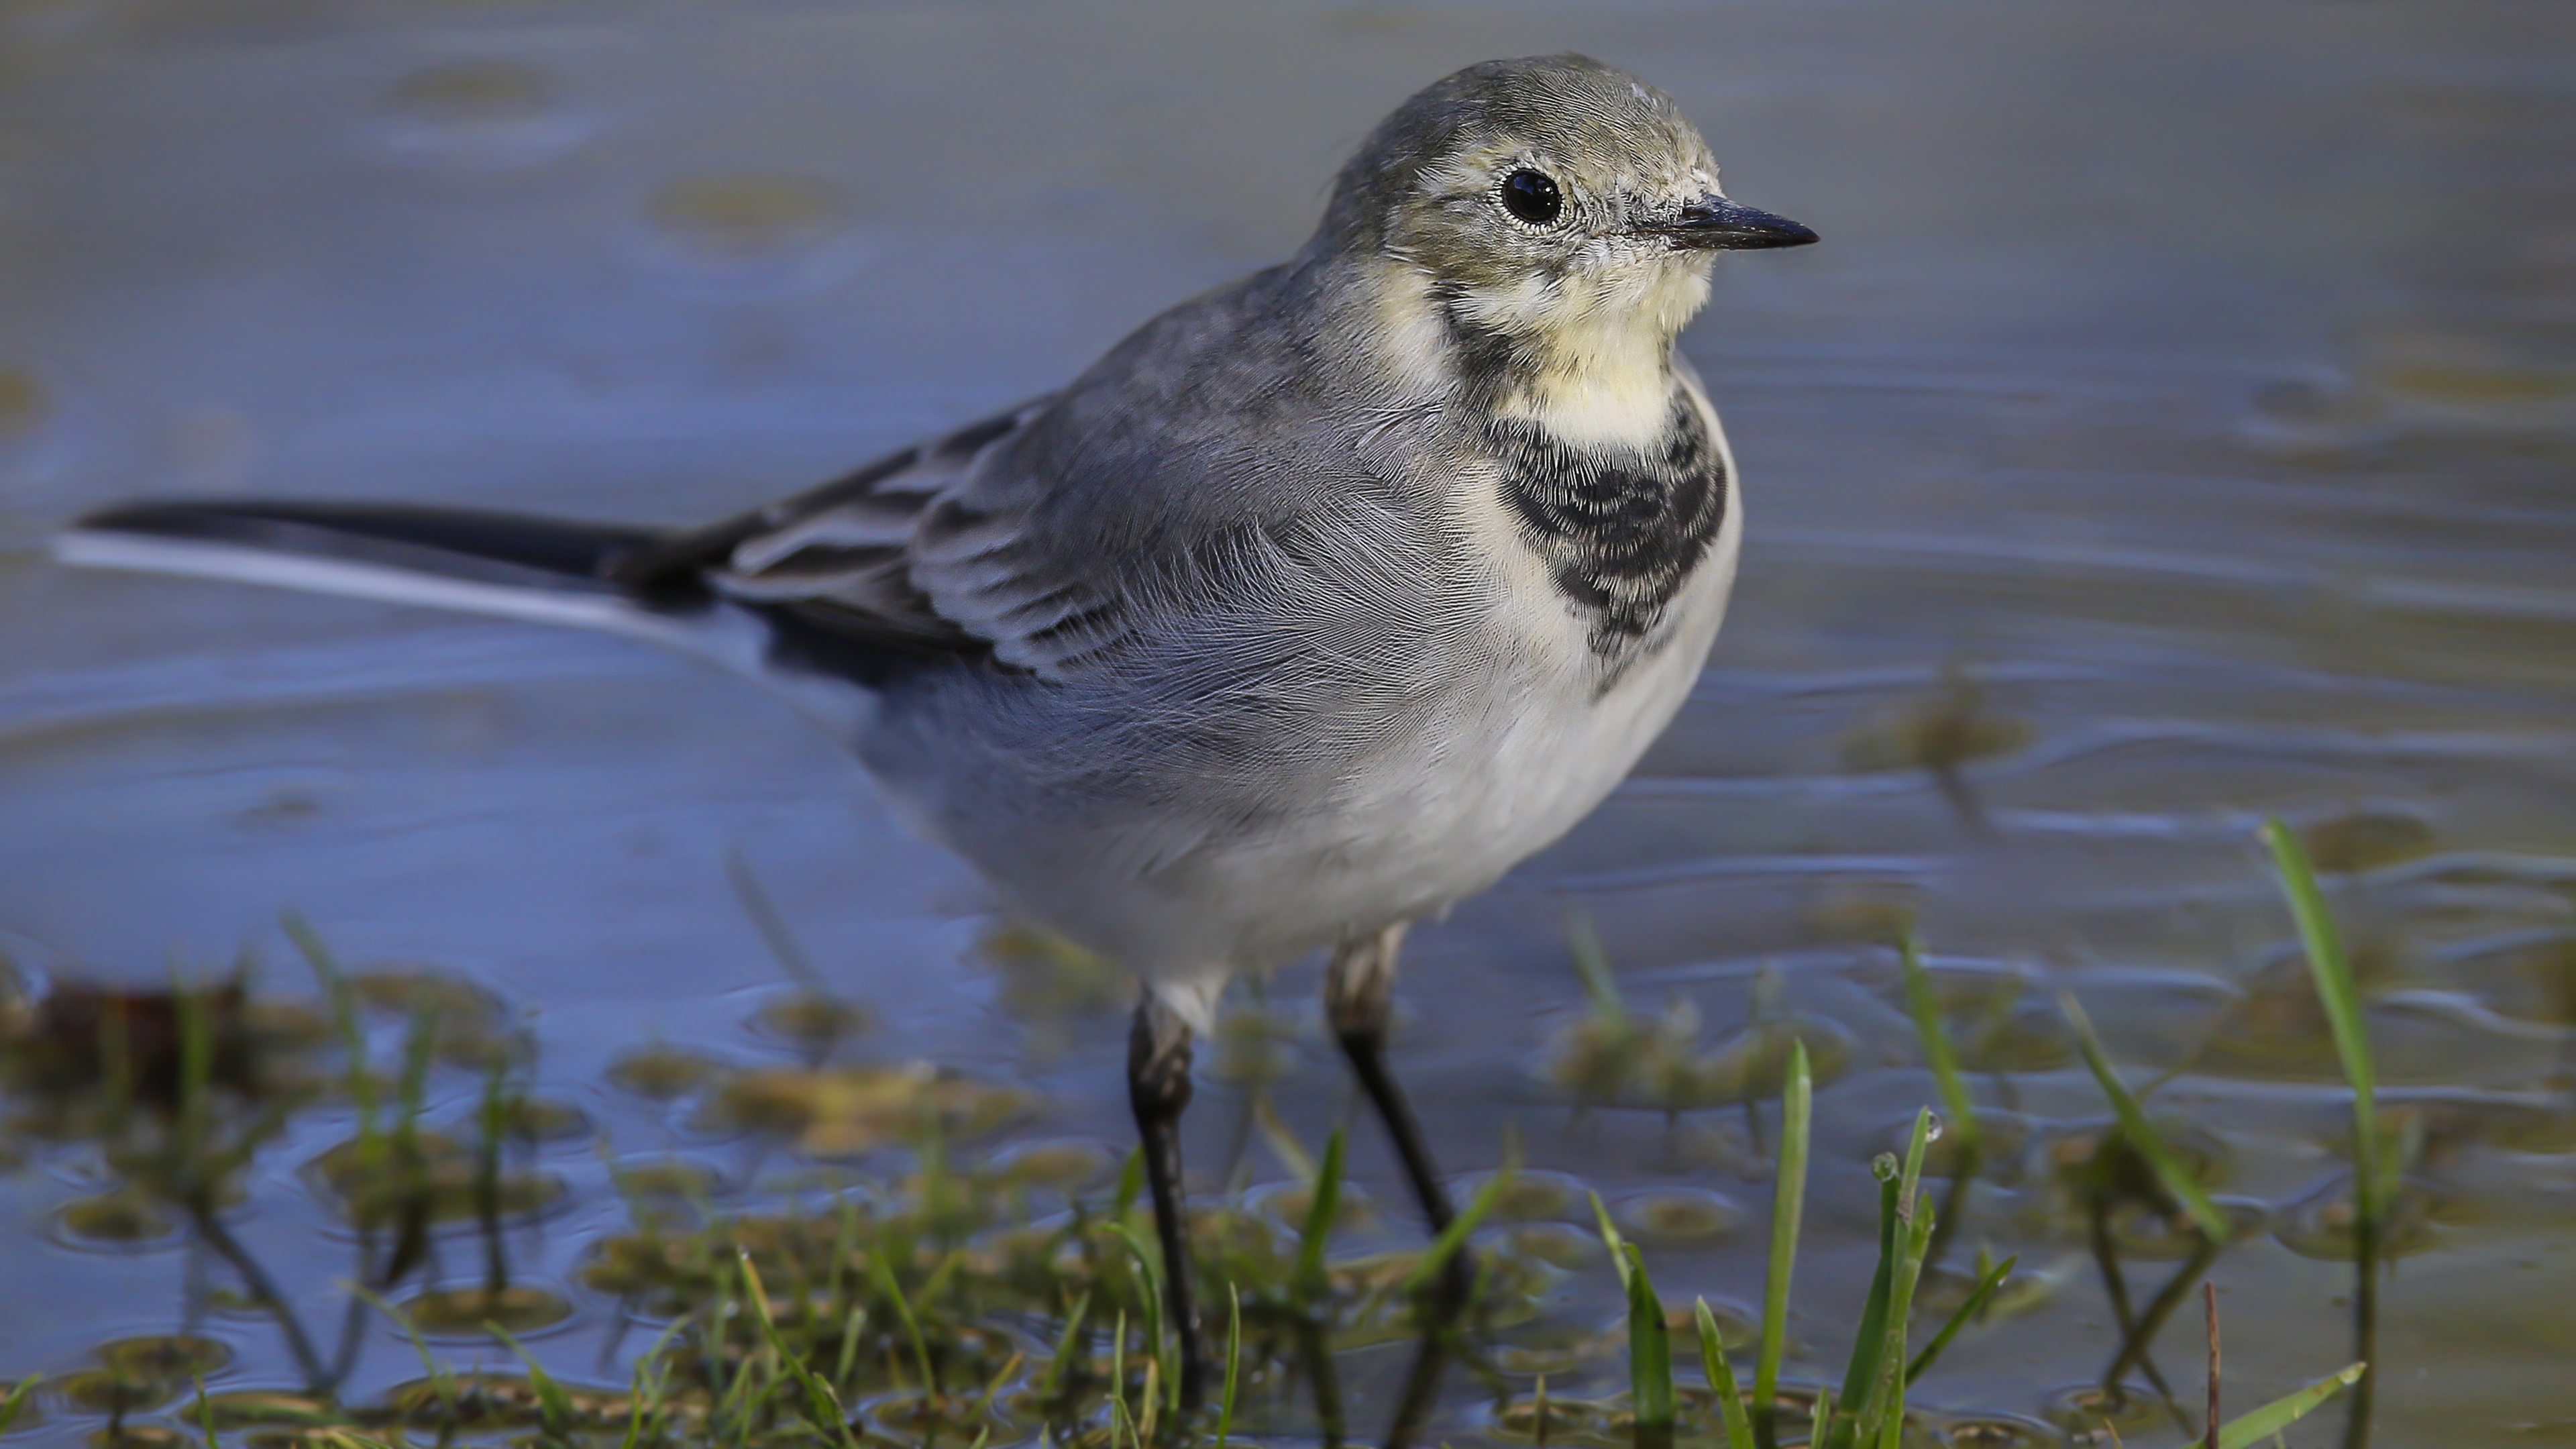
<box><xmin>52</xmin><ymin>499</ymin><xmax>843</xmax><ymax>720</ymax></box>
<box><xmin>55</xmin><ymin>498</ymin><xmax>699</xmax><ymax>634</ymax></box>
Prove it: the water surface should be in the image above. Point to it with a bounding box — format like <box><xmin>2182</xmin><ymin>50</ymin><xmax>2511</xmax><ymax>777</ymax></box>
<box><xmin>3</xmin><ymin>2</ymin><xmax>2573</xmax><ymax>1446</ymax></box>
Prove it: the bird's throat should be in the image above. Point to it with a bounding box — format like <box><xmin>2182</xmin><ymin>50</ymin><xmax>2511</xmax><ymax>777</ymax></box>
<box><xmin>1379</xmin><ymin>255</ymin><xmax>1709</xmax><ymax>453</ymax></box>
<box><xmin>1489</xmin><ymin>314</ymin><xmax>1682</xmax><ymax>451</ymax></box>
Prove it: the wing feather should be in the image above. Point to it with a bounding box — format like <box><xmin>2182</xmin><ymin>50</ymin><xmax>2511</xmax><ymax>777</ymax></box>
<box><xmin>622</xmin><ymin>397</ymin><xmax>1142</xmax><ymax>669</ymax></box>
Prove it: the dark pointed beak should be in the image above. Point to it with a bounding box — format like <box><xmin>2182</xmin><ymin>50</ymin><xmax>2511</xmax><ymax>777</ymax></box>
<box><xmin>1641</xmin><ymin>195</ymin><xmax>1818</xmax><ymax>250</ymax></box>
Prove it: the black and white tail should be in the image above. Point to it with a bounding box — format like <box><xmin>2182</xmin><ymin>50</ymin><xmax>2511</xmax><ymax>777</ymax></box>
<box><xmin>54</xmin><ymin>495</ymin><xmax>884</xmax><ymax>723</ymax></box>
<box><xmin>59</xmin><ymin>499</ymin><xmax>687</xmax><ymax>636</ymax></box>
<box><xmin>60</xmin><ymin>490</ymin><xmax>762</xmax><ymax>642</ymax></box>
<box><xmin>52</xmin><ymin>404</ymin><xmax>1045</xmax><ymax>727</ymax></box>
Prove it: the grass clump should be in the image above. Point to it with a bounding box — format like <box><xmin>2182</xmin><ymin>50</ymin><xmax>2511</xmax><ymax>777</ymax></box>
<box><xmin>1602</xmin><ymin>1040</ymin><xmax>2360</xmax><ymax>1449</ymax></box>
<box><xmin>1591</xmin><ymin>1043</ymin><xmax>1999</xmax><ymax>1449</ymax></box>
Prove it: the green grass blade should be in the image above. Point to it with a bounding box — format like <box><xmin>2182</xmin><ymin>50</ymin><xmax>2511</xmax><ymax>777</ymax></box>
<box><xmin>918</xmin><ymin>1247</ymin><xmax>965</xmax><ymax>1312</ymax></box>
<box><xmin>1294</xmin><ymin>1128</ymin><xmax>1347</xmax><ymax>1303</ymax></box>
<box><xmin>1105</xmin><ymin>1222</ymin><xmax>1173</xmax><ymax>1415</ymax></box>
<box><xmin>476</xmin><ymin>1055</ymin><xmax>513</xmax><ymax>1295</ymax></box>
<box><xmin>1897</xmin><ymin>937</ymin><xmax>1979</xmax><ymax>1152</ymax></box>
<box><xmin>826</xmin><ymin>1193</ymin><xmax>860</xmax><ymax>1324</ymax></box>
<box><xmin>1112</xmin><ymin>1147</ymin><xmax>1146</xmax><ymax>1222</ymax></box>
<box><xmin>1625</xmin><ymin>1244</ymin><xmax>1675</xmax><ymax>1434</ymax></box>
<box><xmin>2260</xmin><ymin>821</ymin><xmax>2381</xmax><ymax>1216</ymax></box>
<box><xmin>1833</xmin><ymin>1159</ymin><xmax>1904</xmax><ymax>1428</ymax></box>
<box><xmin>1216</xmin><ymin>1283</ymin><xmax>1243</xmax><ymax>1449</ymax></box>
<box><xmin>345</xmin><ymin>1279</ymin><xmax>458</xmax><ymax>1422</ymax></box>
<box><xmin>172</xmin><ymin>962</ymin><xmax>215</xmax><ymax>1183</ymax></box>
<box><xmin>1848</xmin><ymin>1111</ymin><xmax>1937</xmax><ymax>1446</ymax></box>
<box><xmin>1403</xmin><ymin>1146</ymin><xmax>1513</xmax><ymax>1296</ymax></box>
<box><xmin>740</xmin><ymin>1252</ymin><xmax>861</xmax><ymax>1449</ymax></box>
<box><xmin>1252</xmin><ymin>1093</ymin><xmax>1317</xmax><ymax>1183</ymax></box>
<box><xmin>1904</xmin><ymin>1255</ymin><xmax>2016</xmax><ymax>1385</ymax></box>
<box><xmin>1039</xmin><ymin>1290</ymin><xmax>1091</xmax><ymax>1397</ymax></box>
<box><xmin>619</xmin><ymin>1318</ymin><xmax>690</xmax><ymax>1449</ymax></box>
<box><xmin>391</xmin><ymin>998</ymin><xmax>440</xmax><ymax>1199</ymax></box>
<box><xmin>0</xmin><ymin>1378</ymin><xmax>42</xmax><ymax>1438</ymax></box>
<box><xmin>1753</xmin><ymin>1039</ymin><xmax>1812</xmax><ymax>1449</ymax></box>
<box><xmin>1139</xmin><ymin>1355</ymin><xmax>1163</xmax><ymax>1447</ymax></box>
<box><xmin>617</xmin><ymin>1355</ymin><xmax>649</xmax><ymax>1449</ymax></box>
<box><xmin>395</xmin><ymin>999</ymin><xmax>438</xmax><ymax>1120</ymax></box>
<box><xmin>284</xmin><ymin>912</ymin><xmax>378</xmax><ymax>1157</ymax></box>
<box><xmin>866</xmin><ymin>1244</ymin><xmax>941</xmax><ymax>1398</ymax></box>
<box><xmin>967</xmin><ymin>1350</ymin><xmax>1024</xmax><ymax>1434</ymax></box>
<box><xmin>2217</xmin><ymin>1364</ymin><xmax>2367</xmax><ymax>1449</ymax></box>
<box><xmin>1880</xmin><ymin>1169</ymin><xmax>1937</xmax><ymax>1436</ymax></box>
<box><xmin>832</xmin><ymin>1303</ymin><xmax>866</xmax><ymax>1393</ymax></box>
<box><xmin>2060</xmin><ymin>994</ymin><xmax>2231</xmax><ymax>1241</ymax></box>
<box><xmin>1590</xmin><ymin>1189</ymin><xmax>1631</xmax><ymax>1290</ymax></box>
<box><xmin>486</xmin><ymin>1319</ymin><xmax>574</xmax><ymax>1436</ymax></box>
<box><xmin>1109</xmin><ymin>1308</ymin><xmax>1127</xmax><ymax>1440</ymax></box>
<box><xmin>1695</xmin><ymin>1298</ymin><xmax>1757</xmax><ymax>1449</ymax></box>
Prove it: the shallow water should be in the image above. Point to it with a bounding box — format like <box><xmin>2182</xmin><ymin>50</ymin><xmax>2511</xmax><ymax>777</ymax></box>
<box><xmin>3</xmin><ymin>1</ymin><xmax>2573</xmax><ymax>1446</ymax></box>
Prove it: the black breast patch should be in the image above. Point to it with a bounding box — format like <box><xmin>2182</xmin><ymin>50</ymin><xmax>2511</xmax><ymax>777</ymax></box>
<box><xmin>1491</xmin><ymin>392</ymin><xmax>1727</xmax><ymax>667</ymax></box>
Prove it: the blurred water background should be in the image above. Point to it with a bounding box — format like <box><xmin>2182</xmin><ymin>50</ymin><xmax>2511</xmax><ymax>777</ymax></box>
<box><xmin>2</xmin><ymin>1</ymin><xmax>2573</xmax><ymax>1445</ymax></box>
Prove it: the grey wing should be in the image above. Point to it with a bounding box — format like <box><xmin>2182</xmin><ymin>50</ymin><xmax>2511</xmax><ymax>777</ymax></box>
<box><xmin>616</xmin><ymin>398</ymin><xmax>1115</xmax><ymax>669</ymax></box>
<box><xmin>637</xmin><ymin>351</ymin><xmax>1445</xmax><ymax>693</ymax></box>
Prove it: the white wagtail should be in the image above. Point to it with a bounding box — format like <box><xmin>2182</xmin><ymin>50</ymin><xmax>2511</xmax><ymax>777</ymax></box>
<box><xmin>58</xmin><ymin>53</ymin><xmax>1814</xmax><ymax>1400</ymax></box>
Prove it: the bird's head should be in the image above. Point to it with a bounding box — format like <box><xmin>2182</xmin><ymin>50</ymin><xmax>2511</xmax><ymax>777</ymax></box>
<box><xmin>1315</xmin><ymin>55</ymin><xmax>1814</xmax><ymax>433</ymax></box>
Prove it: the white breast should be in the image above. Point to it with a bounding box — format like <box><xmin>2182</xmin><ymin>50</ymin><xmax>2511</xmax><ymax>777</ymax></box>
<box><xmin>1232</xmin><ymin>407</ymin><xmax>1746</xmax><ymax>958</ymax></box>
<box><xmin>1407</xmin><ymin>462</ymin><xmax>1741</xmax><ymax>893</ymax></box>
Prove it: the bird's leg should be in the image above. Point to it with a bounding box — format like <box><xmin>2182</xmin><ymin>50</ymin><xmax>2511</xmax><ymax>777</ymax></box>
<box><xmin>1326</xmin><ymin>924</ymin><xmax>1468</xmax><ymax>1301</ymax></box>
<box><xmin>1128</xmin><ymin>994</ymin><xmax>1207</xmax><ymax>1409</ymax></box>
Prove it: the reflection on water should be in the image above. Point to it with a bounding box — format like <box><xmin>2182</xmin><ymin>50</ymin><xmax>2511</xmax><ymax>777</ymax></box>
<box><xmin>3</xmin><ymin>1</ymin><xmax>2574</xmax><ymax>1446</ymax></box>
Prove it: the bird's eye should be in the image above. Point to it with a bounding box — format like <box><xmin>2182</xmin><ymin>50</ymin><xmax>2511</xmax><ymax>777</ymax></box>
<box><xmin>1499</xmin><ymin>169</ymin><xmax>1563</xmax><ymax>226</ymax></box>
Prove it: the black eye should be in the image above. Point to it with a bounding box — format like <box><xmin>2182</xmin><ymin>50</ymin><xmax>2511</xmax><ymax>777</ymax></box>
<box><xmin>1499</xmin><ymin>168</ymin><xmax>1562</xmax><ymax>226</ymax></box>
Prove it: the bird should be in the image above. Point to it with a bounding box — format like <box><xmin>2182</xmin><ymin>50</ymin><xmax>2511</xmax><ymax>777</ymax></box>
<box><xmin>56</xmin><ymin>52</ymin><xmax>1814</xmax><ymax>1404</ymax></box>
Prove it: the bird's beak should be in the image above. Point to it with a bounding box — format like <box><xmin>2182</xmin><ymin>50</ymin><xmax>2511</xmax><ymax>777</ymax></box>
<box><xmin>1640</xmin><ymin>195</ymin><xmax>1819</xmax><ymax>250</ymax></box>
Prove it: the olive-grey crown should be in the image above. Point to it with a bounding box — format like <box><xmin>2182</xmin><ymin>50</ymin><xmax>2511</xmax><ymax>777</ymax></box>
<box><xmin>1311</xmin><ymin>54</ymin><xmax>1720</xmax><ymax>260</ymax></box>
